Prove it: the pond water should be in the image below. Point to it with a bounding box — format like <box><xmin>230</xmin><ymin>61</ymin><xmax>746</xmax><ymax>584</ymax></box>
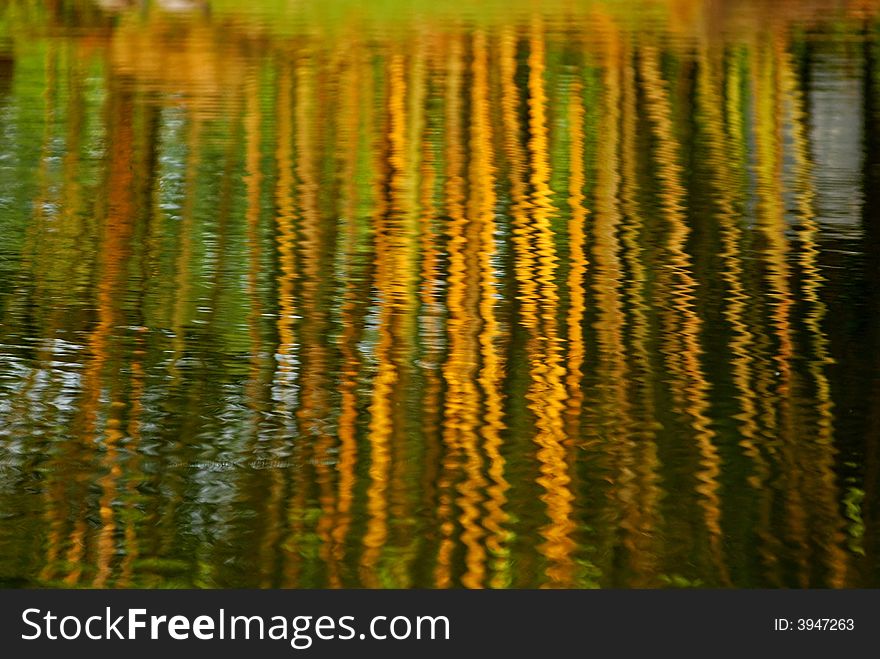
<box><xmin>1</xmin><ymin>0</ymin><xmax>879</xmax><ymax>588</ymax></box>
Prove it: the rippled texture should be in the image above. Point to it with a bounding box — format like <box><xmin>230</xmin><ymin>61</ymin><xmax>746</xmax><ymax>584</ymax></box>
<box><xmin>1</xmin><ymin>0</ymin><xmax>879</xmax><ymax>588</ymax></box>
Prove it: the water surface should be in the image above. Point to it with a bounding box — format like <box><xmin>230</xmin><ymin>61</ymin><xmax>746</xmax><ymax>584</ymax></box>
<box><xmin>1</xmin><ymin>0</ymin><xmax>880</xmax><ymax>588</ymax></box>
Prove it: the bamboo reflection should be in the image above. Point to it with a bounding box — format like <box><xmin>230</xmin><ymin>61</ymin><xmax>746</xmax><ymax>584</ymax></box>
<box><xmin>262</xmin><ymin>58</ymin><xmax>296</xmax><ymax>589</ymax></box>
<box><xmin>118</xmin><ymin>323</ymin><xmax>147</xmax><ymax>587</ymax></box>
<box><xmin>694</xmin><ymin>40</ymin><xmax>776</xmax><ymax>585</ymax></box>
<box><xmin>416</xmin><ymin>40</ymin><xmax>446</xmax><ymax>590</ymax></box>
<box><xmin>325</xmin><ymin>46</ymin><xmax>358</xmax><ymax>587</ymax></box>
<box><xmin>618</xmin><ymin>36</ymin><xmax>662</xmax><ymax>586</ymax></box>
<box><xmin>1</xmin><ymin>0</ymin><xmax>878</xmax><ymax>589</ymax></box>
<box><xmin>81</xmin><ymin>75</ymin><xmax>138</xmax><ymax>586</ymax></box>
<box><xmin>435</xmin><ymin>33</ymin><xmax>467</xmax><ymax>589</ymax></box>
<box><xmin>243</xmin><ymin>65</ymin><xmax>266</xmax><ymax>428</ymax></box>
<box><xmin>450</xmin><ymin>34</ymin><xmax>489</xmax><ymax>589</ymax></box>
<box><xmin>526</xmin><ymin>18</ymin><xmax>577</xmax><ymax>587</ymax></box>
<box><xmin>565</xmin><ymin>78</ymin><xmax>588</xmax><ymax>439</ymax></box>
<box><xmin>592</xmin><ymin>21</ymin><xmax>639</xmax><ymax>584</ymax></box>
<box><xmin>15</xmin><ymin>40</ymin><xmax>51</xmax><ymax>583</ymax></box>
<box><xmin>358</xmin><ymin>46</ymin><xmax>400</xmax><ymax>588</ymax></box>
<box><xmin>751</xmin><ymin>36</ymin><xmax>812</xmax><ymax>586</ymax></box>
<box><xmin>284</xmin><ymin>52</ymin><xmax>320</xmax><ymax>587</ymax></box>
<box><xmin>61</xmin><ymin>92</ymin><xmax>122</xmax><ymax>585</ymax></box>
<box><xmin>497</xmin><ymin>25</ymin><xmax>548</xmax><ymax>587</ymax></box>
<box><xmin>779</xmin><ymin>45</ymin><xmax>849</xmax><ymax>587</ymax></box>
<box><xmin>639</xmin><ymin>44</ymin><xmax>728</xmax><ymax>584</ymax></box>
<box><xmin>563</xmin><ymin>66</ymin><xmax>592</xmax><ymax>584</ymax></box>
<box><xmin>32</xmin><ymin>41</ymin><xmax>76</xmax><ymax>586</ymax></box>
<box><xmin>500</xmin><ymin>26</ymin><xmax>538</xmax><ymax>329</ymax></box>
<box><xmin>95</xmin><ymin>95</ymin><xmax>155</xmax><ymax>588</ymax></box>
<box><xmin>469</xmin><ymin>29</ymin><xmax>508</xmax><ymax>588</ymax></box>
<box><xmin>115</xmin><ymin>94</ymin><xmax>159</xmax><ymax>588</ymax></box>
<box><xmin>331</xmin><ymin>43</ymin><xmax>374</xmax><ymax>583</ymax></box>
<box><xmin>387</xmin><ymin>40</ymin><xmax>425</xmax><ymax>587</ymax></box>
<box><xmin>474</xmin><ymin>33</ymin><xmax>511</xmax><ymax>589</ymax></box>
<box><xmin>298</xmin><ymin>51</ymin><xmax>340</xmax><ymax>588</ymax></box>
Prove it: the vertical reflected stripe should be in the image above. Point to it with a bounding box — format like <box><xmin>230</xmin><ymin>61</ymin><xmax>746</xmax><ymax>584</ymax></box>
<box><xmin>640</xmin><ymin>44</ymin><xmax>728</xmax><ymax>584</ymax></box>
<box><xmin>780</xmin><ymin>46</ymin><xmax>849</xmax><ymax>587</ymax></box>
<box><xmin>618</xmin><ymin>35</ymin><xmax>662</xmax><ymax>585</ymax></box>
<box><xmin>527</xmin><ymin>18</ymin><xmax>576</xmax><ymax>587</ymax></box>
<box><xmin>435</xmin><ymin>35</ymin><xmax>466</xmax><ymax>588</ymax></box>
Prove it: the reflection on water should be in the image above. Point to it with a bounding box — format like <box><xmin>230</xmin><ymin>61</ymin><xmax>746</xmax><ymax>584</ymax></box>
<box><xmin>0</xmin><ymin>0</ymin><xmax>879</xmax><ymax>588</ymax></box>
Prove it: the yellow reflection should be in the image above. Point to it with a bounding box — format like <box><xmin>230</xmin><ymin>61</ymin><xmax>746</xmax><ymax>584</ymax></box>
<box><xmin>435</xmin><ymin>34</ymin><xmax>466</xmax><ymax>589</ymax></box>
<box><xmin>32</xmin><ymin>41</ymin><xmax>66</xmax><ymax>586</ymax></box>
<box><xmin>751</xmin><ymin>37</ymin><xmax>811</xmax><ymax>586</ymax></box>
<box><xmin>500</xmin><ymin>25</ymin><xmax>538</xmax><ymax>328</ymax></box>
<box><xmin>260</xmin><ymin>59</ymin><xmax>296</xmax><ymax>589</ymax></box>
<box><xmin>416</xmin><ymin>37</ymin><xmax>447</xmax><ymax>588</ymax></box>
<box><xmin>471</xmin><ymin>32</ymin><xmax>511</xmax><ymax>589</ymax></box>
<box><xmin>780</xmin><ymin>45</ymin><xmax>849</xmax><ymax>587</ymax></box>
<box><xmin>695</xmin><ymin>40</ymin><xmax>775</xmax><ymax>583</ymax></box>
<box><xmin>118</xmin><ymin>326</ymin><xmax>147</xmax><ymax>588</ymax></box>
<box><xmin>283</xmin><ymin>52</ymin><xmax>318</xmax><ymax>587</ymax></box>
<box><xmin>387</xmin><ymin>39</ymin><xmax>425</xmax><ymax>587</ymax></box>
<box><xmin>618</xmin><ymin>34</ymin><xmax>661</xmax><ymax>585</ymax></box>
<box><xmin>360</xmin><ymin>48</ymin><xmax>402</xmax><ymax>588</ymax></box>
<box><xmin>592</xmin><ymin>21</ymin><xmax>639</xmax><ymax>583</ymax></box>
<box><xmin>565</xmin><ymin>77</ymin><xmax>588</xmax><ymax>441</ymax></box>
<box><xmin>640</xmin><ymin>44</ymin><xmax>728</xmax><ymax>584</ymax></box>
<box><xmin>526</xmin><ymin>18</ymin><xmax>576</xmax><ymax>588</ymax></box>
<box><xmin>332</xmin><ymin>42</ymin><xmax>373</xmax><ymax>580</ymax></box>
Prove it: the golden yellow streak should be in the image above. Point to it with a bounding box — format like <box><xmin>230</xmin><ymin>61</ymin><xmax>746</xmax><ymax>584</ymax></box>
<box><xmin>640</xmin><ymin>44</ymin><xmax>728</xmax><ymax>584</ymax></box>
<box><xmin>592</xmin><ymin>24</ymin><xmax>638</xmax><ymax>576</ymax></box>
<box><xmin>752</xmin><ymin>38</ymin><xmax>808</xmax><ymax>586</ymax></box>
<box><xmin>450</xmin><ymin>29</ymin><xmax>505</xmax><ymax>590</ymax></box>
<box><xmin>416</xmin><ymin>39</ymin><xmax>447</xmax><ymax>588</ymax></box>
<box><xmin>244</xmin><ymin>63</ymin><xmax>267</xmax><ymax>426</ymax></box>
<box><xmin>725</xmin><ymin>47</ymin><xmax>746</xmax><ymax>174</ymax></box>
<box><xmin>618</xmin><ymin>37</ymin><xmax>661</xmax><ymax>585</ymax></box>
<box><xmin>565</xmin><ymin>77</ymin><xmax>588</xmax><ymax>435</ymax></box>
<box><xmin>260</xmin><ymin>59</ymin><xmax>296</xmax><ymax>589</ymax></box>
<box><xmin>118</xmin><ymin>328</ymin><xmax>147</xmax><ymax>587</ymax></box>
<box><xmin>360</xmin><ymin>50</ymin><xmax>402</xmax><ymax>588</ymax></box>
<box><xmin>62</xmin><ymin>520</ymin><xmax>87</xmax><ymax>586</ymax></box>
<box><xmin>599</xmin><ymin>31</ymin><xmax>641</xmax><ymax>583</ymax></box>
<box><xmin>242</xmin><ymin>62</ymin><xmax>283</xmax><ymax>582</ymax></box>
<box><xmin>282</xmin><ymin>52</ymin><xmax>318</xmax><ymax>587</ymax></box>
<box><xmin>332</xmin><ymin>45</ymin><xmax>371</xmax><ymax>577</ymax></box>
<box><xmin>779</xmin><ymin>45</ymin><xmax>849</xmax><ymax>587</ymax></box>
<box><xmin>725</xmin><ymin>43</ymin><xmax>784</xmax><ymax>583</ymax></box>
<box><xmin>167</xmin><ymin>117</ymin><xmax>201</xmax><ymax>388</ymax></box>
<box><xmin>471</xmin><ymin>31</ymin><xmax>511</xmax><ymax>589</ymax></box>
<box><xmin>434</xmin><ymin>34</ymin><xmax>466</xmax><ymax>589</ymax></box>
<box><xmin>78</xmin><ymin>86</ymin><xmax>138</xmax><ymax>586</ymax></box>
<box><xmin>33</xmin><ymin>41</ymin><xmax>65</xmax><ymax>585</ymax></box>
<box><xmin>440</xmin><ymin>39</ymin><xmax>489</xmax><ymax>584</ymax></box>
<box><xmin>274</xmin><ymin>61</ymin><xmax>298</xmax><ymax>419</ymax></box>
<box><xmin>95</xmin><ymin>254</ymin><xmax>149</xmax><ymax>588</ymax></box>
<box><xmin>32</xmin><ymin>46</ymin><xmax>100</xmax><ymax>585</ymax></box>
<box><xmin>386</xmin><ymin>40</ymin><xmax>424</xmax><ymax>587</ymax></box>
<box><xmin>78</xmin><ymin>81</ymin><xmax>137</xmax><ymax>586</ymax></box>
<box><xmin>527</xmin><ymin>17</ymin><xmax>576</xmax><ymax>588</ymax></box>
<box><xmin>707</xmin><ymin>47</ymin><xmax>765</xmax><ymax>486</ymax></box>
<box><xmin>298</xmin><ymin>56</ymin><xmax>338</xmax><ymax>582</ymax></box>
<box><xmin>500</xmin><ymin>25</ymin><xmax>538</xmax><ymax>328</ymax></box>
<box><xmin>93</xmin><ymin>419</ymin><xmax>123</xmax><ymax>588</ymax></box>
<box><xmin>696</xmin><ymin>42</ymin><xmax>776</xmax><ymax>583</ymax></box>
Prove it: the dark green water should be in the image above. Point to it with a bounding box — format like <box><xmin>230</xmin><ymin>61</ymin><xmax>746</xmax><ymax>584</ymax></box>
<box><xmin>1</xmin><ymin>0</ymin><xmax>879</xmax><ymax>588</ymax></box>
